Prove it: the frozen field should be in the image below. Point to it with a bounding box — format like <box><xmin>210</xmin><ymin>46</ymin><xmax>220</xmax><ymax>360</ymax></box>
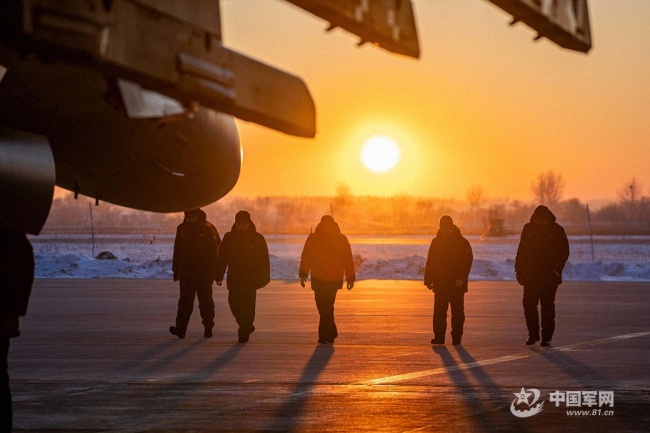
<box><xmin>30</xmin><ymin>234</ymin><xmax>650</xmax><ymax>281</ymax></box>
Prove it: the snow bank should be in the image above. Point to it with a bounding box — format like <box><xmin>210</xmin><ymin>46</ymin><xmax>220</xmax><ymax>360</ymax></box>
<box><xmin>31</xmin><ymin>235</ymin><xmax>650</xmax><ymax>281</ymax></box>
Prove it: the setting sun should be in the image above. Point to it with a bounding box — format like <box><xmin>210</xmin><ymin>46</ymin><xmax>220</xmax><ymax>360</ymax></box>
<box><xmin>360</xmin><ymin>135</ymin><xmax>401</xmax><ymax>173</ymax></box>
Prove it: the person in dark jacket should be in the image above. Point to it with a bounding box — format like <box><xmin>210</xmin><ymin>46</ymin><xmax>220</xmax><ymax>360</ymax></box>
<box><xmin>299</xmin><ymin>215</ymin><xmax>356</xmax><ymax>345</ymax></box>
<box><xmin>1</xmin><ymin>230</ymin><xmax>34</xmax><ymax>433</ymax></box>
<box><xmin>170</xmin><ymin>208</ymin><xmax>220</xmax><ymax>339</ymax></box>
<box><xmin>215</xmin><ymin>211</ymin><xmax>270</xmax><ymax>343</ymax></box>
<box><xmin>515</xmin><ymin>205</ymin><xmax>569</xmax><ymax>346</ymax></box>
<box><xmin>424</xmin><ymin>215</ymin><xmax>473</xmax><ymax>345</ymax></box>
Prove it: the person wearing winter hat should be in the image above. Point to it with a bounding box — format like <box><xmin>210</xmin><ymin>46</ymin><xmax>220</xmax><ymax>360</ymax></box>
<box><xmin>299</xmin><ymin>215</ymin><xmax>356</xmax><ymax>344</ymax></box>
<box><xmin>515</xmin><ymin>205</ymin><xmax>569</xmax><ymax>346</ymax></box>
<box><xmin>424</xmin><ymin>215</ymin><xmax>473</xmax><ymax>345</ymax></box>
<box><xmin>215</xmin><ymin>211</ymin><xmax>270</xmax><ymax>343</ymax></box>
<box><xmin>170</xmin><ymin>208</ymin><xmax>221</xmax><ymax>339</ymax></box>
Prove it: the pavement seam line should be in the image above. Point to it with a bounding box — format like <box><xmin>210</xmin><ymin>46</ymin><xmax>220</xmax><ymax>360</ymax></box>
<box><xmin>209</xmin><ymin>331</ymin><xmax>650</xmax><ymax>414</ymax></box>
<box><xmin>363</xmin><ymin>330</ymin><xmax>650</xmax><ymax>385</ymax></box>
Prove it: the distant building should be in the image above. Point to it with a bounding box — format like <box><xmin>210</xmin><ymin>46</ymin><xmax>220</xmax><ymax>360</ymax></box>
<box><xmin>486</xmin><ymin>205</ymin><xmax>506</xmax><ymax>237</ymax></box>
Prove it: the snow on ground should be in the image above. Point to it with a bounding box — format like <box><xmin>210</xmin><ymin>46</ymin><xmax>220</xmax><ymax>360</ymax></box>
<box><xmin>30</xmin><ymin>234</ymin><xmax>650</xmax><ymax>282</ymax></box>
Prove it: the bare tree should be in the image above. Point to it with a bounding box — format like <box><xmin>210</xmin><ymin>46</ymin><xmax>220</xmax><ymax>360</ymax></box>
<box><xmin>332</xmin><ymin>183</ymin><xmax>353</xmax><ymax>221</ymax></box>
<box><xmin>618</xmin><ymin>177</ymin><xmax>644</xmax><ymax>226</ymax></box>
<box><xmin>531</xmin><ymin>170</ymin><xmax>564</xmax><ymax>207</ymax></box>
<box><xmin>335</xmin><ymin>183</ymin><xmax>352</xmax><ymax>198</ymax></box>
<box><xmin>466</xmin><ymin>184</ymin><xmax>485</xmax><ymax>213</ymax></box>
<box><xmin>618</xmin><ymin>176</ymin><xmax>642</xmax><ymax>207</ymax></box>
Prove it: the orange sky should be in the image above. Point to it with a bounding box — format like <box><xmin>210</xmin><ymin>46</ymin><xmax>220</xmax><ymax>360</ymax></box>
<box><xmin>220</xmin><ymin>0</ymin><xmax>650</xmax><ymax>203</ymax></box>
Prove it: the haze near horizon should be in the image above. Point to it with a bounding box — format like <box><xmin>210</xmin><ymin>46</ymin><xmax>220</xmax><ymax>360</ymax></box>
<box><xmin>219</xmin><ymin>0</ymin><xmax>649</xmax><ymax>204</ymax></box>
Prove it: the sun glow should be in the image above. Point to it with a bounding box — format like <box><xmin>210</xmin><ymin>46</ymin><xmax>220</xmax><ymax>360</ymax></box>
<box><xmin>360</xmin><ymin>135</ymin><xmax>401</xmax><ymax>173</ymax></box>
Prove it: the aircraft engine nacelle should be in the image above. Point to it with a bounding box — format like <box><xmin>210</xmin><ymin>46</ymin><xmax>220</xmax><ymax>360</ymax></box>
<box><xmin>0</xmin><ymin>128</ymin><xmax>55</xmax><ymax>234</ymax></box>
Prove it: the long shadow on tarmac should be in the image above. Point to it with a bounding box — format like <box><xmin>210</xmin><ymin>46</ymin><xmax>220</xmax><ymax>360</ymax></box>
<box><xmin>116</xmin><ymin>340</ymin><xmax>199</xmax><ymax>376</ymax></box>
<box><xmin>535</xmin><ymin>347</ymin><xmax>646</xmax><ymax>431</ymax></box>
<box><xmin>433</xmin><ymin>345</ymin><xmax>532</xmax><ymax>433</ymax></box>
<box><xmin>535</xmin><ymin>347</ymin><xmax>610</xmax><ymax>387</ymax></box>
<box><xmin>141</xmin><ymin>343</ymin><xmax>245</xmax><ymax>431</ymax></box>
<box><xmin>267</xmin><ymin>345</ymin><xmax>334</xmax><ymax>432</ymax></box>
<box><xmin>193</xmin><ymin>343</ymin><xmax>245</xmax><ymax>380</ymax></box>
<box><xmin>453</xmin><ymin>345</ymin><xmax>528</xmax><ymax>432</ymax></box>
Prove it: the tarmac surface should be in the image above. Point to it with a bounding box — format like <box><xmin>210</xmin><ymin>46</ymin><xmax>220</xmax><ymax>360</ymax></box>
<box><xmin>8</xmin><ymin>279</ymin><xmax>650</xmax><ymax>432</ymax></box>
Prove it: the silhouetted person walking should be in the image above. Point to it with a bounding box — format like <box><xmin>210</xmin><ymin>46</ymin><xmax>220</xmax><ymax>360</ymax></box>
<box><xmin>170</xmin><ymin>208</ymin><xmax>220</xmax><ymax>339</ymax></box>
<box><xmin>515</xmin><ymin>205</ymin><xmax>569</xmax><ymax>346</ymax></box>
<box><xmin>215</xmin><ymin>211</ymin><xmax>270</xmax><ymax>343</ymax></box>
<box><xmin>1</xmin><ymin>230</ymin><xmax>34</xmax><ymax>433</ymax></box>
<box><xmin>424</xmin><ymin>215</ymin><xmax>473</xmax><ymax>345</ymax></box>
<box><xmin>299</xmin><ymin>215</ymin><xmax>355</xmax><ymax>345</ymax></box>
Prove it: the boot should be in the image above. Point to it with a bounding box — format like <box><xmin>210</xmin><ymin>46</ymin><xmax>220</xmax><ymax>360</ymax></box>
<box><xmin>169</xmin><ymin>326</ymin><xmax>185</xmax><ymax>339</ymax></box>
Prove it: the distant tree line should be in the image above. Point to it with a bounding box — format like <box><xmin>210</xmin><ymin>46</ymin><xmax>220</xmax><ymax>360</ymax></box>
<box><xmin>41</xmin><ymin>177</ymin><xmax>650</xmax><ymax>236</ymax></box>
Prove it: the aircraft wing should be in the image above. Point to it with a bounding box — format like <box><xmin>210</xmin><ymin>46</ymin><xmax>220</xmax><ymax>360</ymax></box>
<box><xmin>283</xmin><ymin>0</ymin><xmax>420</xmax><ymax>58</ymax></box>
<box><xmin>18</xmin><ymin>0</ymin><xmax>315</xmax><ymax>137</ymax></box>
<box><xmin>486</xmin><ymin>0</ymin><xmax>592</xmax><ymax>53</ymax></box>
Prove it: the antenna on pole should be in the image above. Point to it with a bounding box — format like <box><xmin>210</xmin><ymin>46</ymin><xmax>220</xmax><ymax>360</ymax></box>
<box><xmin>586</xmin><ymin>203</ymin><xmax>595</xmax><ymax>262</ymax></box>
<box><xmin>88</xmin><ymin>202</ymin><xmax>95</xmax><ymax>258</ymax></box>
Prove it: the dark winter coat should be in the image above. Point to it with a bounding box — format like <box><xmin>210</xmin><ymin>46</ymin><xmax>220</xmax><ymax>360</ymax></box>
<box><xmin>515</xmin><ymin>205</ymin><xmax>570</xmax><ymax>287</ymax></box>
<box><xmin>172</xmin><ymin>209</ymin><xmax>220</xmax><ymax>283</ymax></box>
<box><xmin>0</xmin><ymin>230</ymin><xmax>34</xmax><ymax>318</ymax></box>
<box><xmin>299</xmin><ymin>219</ymin><xmax>355</xmax><ymax>285</ymax></box>
<box><xmin>424</xmin><ymin>224</ymin><xmax>473</xmax><ymax>293</ymax></box>
<box><xmin>215</xmin><ymin>221</ymin><xmax>270</xmax><ymax>290</ymax></box>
